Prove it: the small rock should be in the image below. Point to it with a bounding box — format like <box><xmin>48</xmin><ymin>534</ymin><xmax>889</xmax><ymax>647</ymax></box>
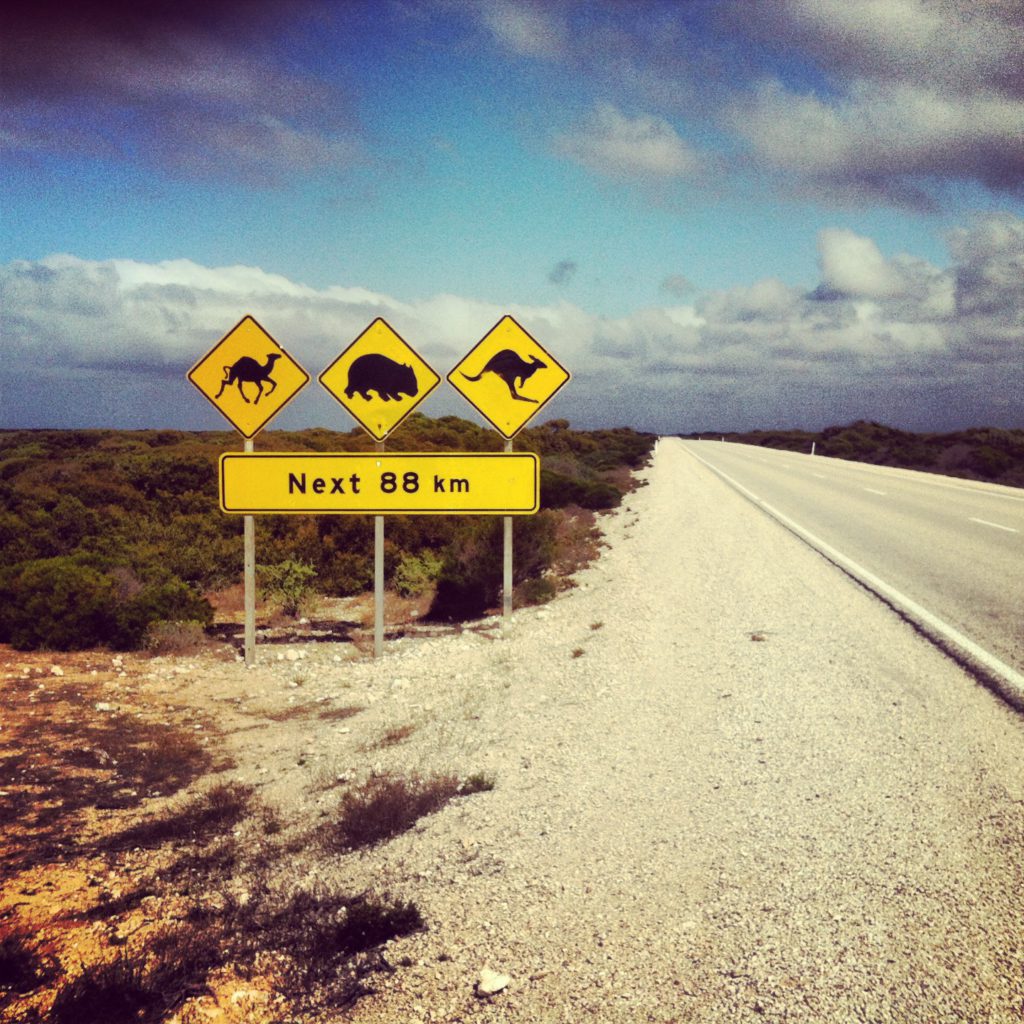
<box><xmin>475</xmin><ymin>968</ymin><xmax>511</xmax><ymax>997</ymax></box>
<box><xmin>50</xmin><ymin>665</ymin><xmax>64</xmax><ymax>677</ymax></box>
<box><xmin>95</xmin><ymin>702</ymin><xmax>114</xmax><ymax>712</ymax></box>
<box><xmin>286</xmin><ymin>650</ymin><xmax>300</xmax><ymax>662</ymax></box>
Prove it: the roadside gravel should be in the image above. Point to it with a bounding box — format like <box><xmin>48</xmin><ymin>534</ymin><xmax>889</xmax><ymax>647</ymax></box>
<box><xmin>178</xmin><ymin>437</ymin><xmax>1024</xmax><ymax>1022</ymax></box>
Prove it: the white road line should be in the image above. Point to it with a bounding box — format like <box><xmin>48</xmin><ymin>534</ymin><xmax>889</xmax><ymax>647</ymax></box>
<box><xmin>864</xmin><ymin>488</ymin><xmax>887</xmax><ymax>496</ymax></box>
<box><xmin>969</xmin><ymin>517</ymin><xmax>1019</xmax><ymax>534</ymax></box>
<box><xmin>687</xmin><ymin>448</ymin><xmax>1024</xmax><ymax>711</ymax></box>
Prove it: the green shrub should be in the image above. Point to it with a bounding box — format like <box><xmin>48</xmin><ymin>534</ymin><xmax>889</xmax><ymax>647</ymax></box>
<box><xmin>258</xmin><ymin>559</ymin><xmax>318</xmax><ymax>617</ymax></box>
<box><xmin>393</xmin><ymin>549</ymin><xmax>444</xmax><ymax>597</ymax></box>
<box><xmin>2</xmin><ymin>557</ymin><xmax>116</xmax><ymax>650</ymax></box>
<box><xmin>517</xmin><ymin>576</ymin><xmax>557</xmax><ymax>605</ymax></box>
<box><xmin>428</xmin><ymin>513</ymin><xmax>557</xmax><ymax>621</ymax></box>
<box><xmin>112</xmin><ymin>579</ymin><xmax>214</xmax><ymax>650</ymax></box>
<box><xmin>0</xmin><ymin>558</ymin><xmax>212</xmax><ymax>652</ymax></box>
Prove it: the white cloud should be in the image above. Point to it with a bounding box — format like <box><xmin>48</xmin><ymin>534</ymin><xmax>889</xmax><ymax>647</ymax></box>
<box><xmin>555</xmin><ymin>104</ymin><xmax>702</xmax><ymax>182</ymax></box>
<box><xmin>479</xmin><ymin>1</ymin><xmax>568</xmax><ymax>60</ymax></box>
<box><xmin>2</xmin><ymin>215</ymin><xmax>1021</xmax><ymax>432</ymax></box>
<box><xmin>724</xmin><ymin>0</ymin><xmax>1024</xmax><ymax>204</ymax></box>
<box><xmin>817</xmin><ymin>228</ymin><xmax>906</xmax><ymax>299</ymax></box>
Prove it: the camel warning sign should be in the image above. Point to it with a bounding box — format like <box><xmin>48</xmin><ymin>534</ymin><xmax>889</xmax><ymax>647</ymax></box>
<box><xmin>448</xmin><ymin>315</ymin><xmax>570</xmax><ymax>438</ymax></box>
<box><xmin>319</xmin><ymin>318</ymin><xmax>440</xmax><ymax>441</ymax></box>
<box><xmin>188</xmin><ymin>316</ymin><xmax>309</xmax><ymax>439</ymax></box>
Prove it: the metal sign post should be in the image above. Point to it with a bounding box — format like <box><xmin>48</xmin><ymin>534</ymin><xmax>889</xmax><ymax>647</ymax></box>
<box><xmin>503</xmin><ymin>438</ymin><xmax>513</xmax><ymax>629</ymax></box>
<box><xmin>375</xmin><ymin>441</ymin><xmax>385</xmax><ymax>660</ymax></box>
<box><xmin>243</xmin><ymin>438</ymin><xmax>256</xmax><ymax>666</ymax></box>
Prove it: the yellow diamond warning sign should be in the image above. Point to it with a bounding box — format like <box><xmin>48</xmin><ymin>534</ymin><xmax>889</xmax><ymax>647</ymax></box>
<box><xmin>319</xmin><ymin>319</ymin><xmax>440</xmax><ymax>441</ymax></box>
<box><xmin>448</xmin><ymin>315</ymin><xmax>570</xmax><ymax>438</ymax></box>
<box><xmin>188</xmin><ymin>316</ymin><xmax>309</xmax><ymax>439</ymax></box>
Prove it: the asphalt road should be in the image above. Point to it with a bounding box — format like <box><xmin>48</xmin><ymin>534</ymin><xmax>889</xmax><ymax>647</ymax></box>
<box><xmin>679</xmin><ymin>439</ymin><xmax>1024</xmax><ymax>688</ymax></box>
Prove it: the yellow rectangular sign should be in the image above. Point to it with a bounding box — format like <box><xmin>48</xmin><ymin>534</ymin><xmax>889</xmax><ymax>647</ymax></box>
<box><xmin>220</xmin><ymin>452</ymin><xmax>539</xmax><ymax>515</ymax></box>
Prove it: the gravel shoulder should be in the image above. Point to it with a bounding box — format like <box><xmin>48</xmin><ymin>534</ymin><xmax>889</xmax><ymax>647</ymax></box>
<box><xmin>314</xmin><ymin>436</ymin><xmax>1023</xmax><ymax>1023</ymax></box>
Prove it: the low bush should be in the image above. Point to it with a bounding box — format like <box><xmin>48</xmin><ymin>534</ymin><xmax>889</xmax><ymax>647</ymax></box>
<box><xmin>517</xmin><ymin>576</ymin><xmax>557</xmax><ymax>605</ymax></box>
<box><xmin>0</xmin><ymin>557</ymin><xmax>212</xmax><ymax>652</ymax></box>
<box><xmin>319</xmin><ymin>772</ymin><xmax>487</xmax><ymax>852</ymax></box>
<box><xmin>428</xmin><ymin>512</ymin><xmax>557</xmax><ymax>621</ymax></box>
<box><xmin>393</xmin><ymin>549</ymin><xmax>443</xmax><ymax>597</ymax></box>
<box><xmin>112</xmin><ymin>578</ymin><xmax>213</xmax><ymax>649</ymax></box>
<box><xmin>97</xmin><ymin>781</ymin><xmax>254</xmax><ymax>853</ymax></box>
<box><xmin>142</xmin><ymin>619</ymin><xmax>209</xmax><ymax>656</ymax></box>
<box><xmin>258</xmin><ymin>559</ymin><xmax>318</xmax><ymax>617</ymax></box>
<box><xmin>1</xmin><ymin>556</ymin><xmax>115</xmax><ymax>651</ymax></box>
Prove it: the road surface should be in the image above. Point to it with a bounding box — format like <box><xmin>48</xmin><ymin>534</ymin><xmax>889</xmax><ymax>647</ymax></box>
<box><xmin>681</xmin><ymin>439</ymin><xmax>1024</xmax><ymax>692</ymax></box>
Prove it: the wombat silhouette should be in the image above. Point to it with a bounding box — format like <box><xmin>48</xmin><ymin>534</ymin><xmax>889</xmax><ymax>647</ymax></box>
<box><xmin>461</xmin><ymin>349</ymin><xmax>546</xmax><ymax>403</ymax></box>
<box><xmin>345</xmin><ymin>353</ymin><xmax>418</xmax><ymax>402</ymax></box>
<box><xmin>215</xmin><ymin>353</ymin><xmax>281</xmax><ymax>405</ymax></box>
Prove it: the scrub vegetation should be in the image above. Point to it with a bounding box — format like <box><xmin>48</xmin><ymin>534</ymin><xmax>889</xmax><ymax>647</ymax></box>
<box><xmin>0</xmin><ymin>662</ymin><xmax>492</xmax><ymax>1022</ymax></box>
<box><xmin>0</xmin><ymin>416</ymin><xmax>654</xmax><ymax>650</ymax></box>
<box><xmin>681</xmin><ymin>420</ymin><xmax>1024</xmax><ymax>487</ymax></box>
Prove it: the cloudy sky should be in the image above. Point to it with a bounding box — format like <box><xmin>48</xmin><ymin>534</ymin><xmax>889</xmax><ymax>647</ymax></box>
<box><xmin>1</xmin><ymin>0</ymin><xmax>1022</xmax><ymax>434</ymax></box>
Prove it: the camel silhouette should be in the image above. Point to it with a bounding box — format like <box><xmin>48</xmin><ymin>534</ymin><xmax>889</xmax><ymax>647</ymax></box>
<box><xmin>215</xmin><ymin>353</ymin><xmax>281</xmax><ymax>405</ymax></box>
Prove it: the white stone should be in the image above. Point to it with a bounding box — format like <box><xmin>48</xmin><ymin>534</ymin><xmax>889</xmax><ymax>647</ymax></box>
<box><xmin>475</xmin><ymin>968</ymin><xmax>511</xmax><ymax>996</ymax></box>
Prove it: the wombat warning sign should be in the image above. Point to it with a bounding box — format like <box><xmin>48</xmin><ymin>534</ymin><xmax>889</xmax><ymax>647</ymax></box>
<box><xmin>319</xmin><ymin>318</ymin><xmax>440</xmax><ymax>441</ymax></box>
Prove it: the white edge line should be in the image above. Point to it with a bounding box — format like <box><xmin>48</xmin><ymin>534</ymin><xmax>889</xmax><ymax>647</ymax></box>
<box><xmin>968</xmin><ymin>517</ymin><xmax>1019</xmax><ymax>534</ymax></box>
<box><xmin>687</xmin><ymin>448</ymin><xmax>1024</xmax><ymax>711</ymax></box>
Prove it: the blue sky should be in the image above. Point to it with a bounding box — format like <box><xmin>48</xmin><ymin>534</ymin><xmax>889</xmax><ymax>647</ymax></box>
<box><xmin>2</xmin><ymin>0</ymin><xmax>1022</xmax><ymax>434</ymax></box>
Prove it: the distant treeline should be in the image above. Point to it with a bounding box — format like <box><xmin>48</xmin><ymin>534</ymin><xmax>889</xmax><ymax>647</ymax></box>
<box><xmin>0</xmin><ymin>416</ymin><xmax>654</xmax><ymax>651</ymax></box>
<box><xmin>679</xmin><ymin>421</ymin><xmax>1024</xmax><ymax>488</ymax></box>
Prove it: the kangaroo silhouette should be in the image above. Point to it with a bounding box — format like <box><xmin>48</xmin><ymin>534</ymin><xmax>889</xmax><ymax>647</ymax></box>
<box><xmin>215</xmin><ymin>353</ymin><xmax>281</xmax><ymax>405</ymax></box>
<box><xmin>461</xmin><ymin>350</ymin><xmax>546</xmax><ymax>403</ymax></box>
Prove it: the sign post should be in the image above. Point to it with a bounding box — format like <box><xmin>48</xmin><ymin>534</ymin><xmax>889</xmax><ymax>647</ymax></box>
<box><xmin>448</xmin><ymin>315</ymin><xmax>570</xmax><ymax>626</ymax></box>
<box><xmin>243</xmin><ymin>438</ymin><xmax>256</xmax><ymax>665</ymax></box>
<box><xmin>319</xmin><ymin>319</ymin><xmax>440</xmax><ymax>657</ymax></box>
<box><xmin>188</xmin><ymin>316</ymin><xmax>309</xmax><ymax>665</ymax></box>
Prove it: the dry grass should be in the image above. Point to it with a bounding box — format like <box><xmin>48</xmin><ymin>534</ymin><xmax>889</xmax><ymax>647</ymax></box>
<box><xmin>375</xmin><ymin>723</ymin><xmax>417</xmax><ymax>748</ymax></box>
<box><xmin>0</xmin><ymin>675</ymin><xmax>232</xmax><ymax>874</ymax></box>
<box><xmin>0</xmin><ymin>925</ymin><xmax>55</xmax><ymax>1007</ymax></box>
<box><xmin>318</xmin><ymin>772</ymin><xmax>492</xmax><ymax>853</ymax></box>
<box><xmin>550</xmin><ymin>506</ymin><xmax>603</xmax><ymax>578</ymax></box>
<box><xmin>92</xmin><ymin>781</ymin><xmax>254</xmax><ymax>853</ymax></box>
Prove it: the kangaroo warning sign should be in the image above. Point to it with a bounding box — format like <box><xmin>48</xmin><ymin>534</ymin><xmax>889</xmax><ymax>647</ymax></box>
<box><xmin>319</xmin><ymin>319</ymin><xmax>440</xmax><ymax>441</ymax></box>
<box><xmin>448</xmin><ymin>315</ymin><xmax>570</xmax><ymax>438</ymax></box>
<box><xmin>188</xmin><ymin>316</ymin><xmax>310</xmax><ymax>438</ymax></box>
